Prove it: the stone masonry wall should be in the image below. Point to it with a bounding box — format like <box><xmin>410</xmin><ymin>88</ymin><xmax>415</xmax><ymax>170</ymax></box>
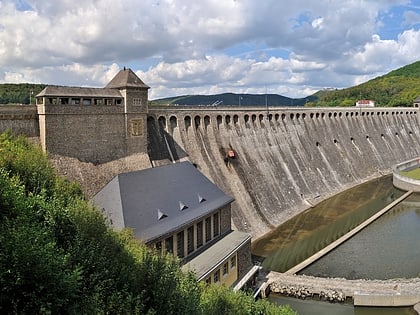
<box><xmin>148</xmin><ymin>106</ymin><xmax>420</xmax><ymax>239</ymax></box>
<box><xmin>37</xmin><ymin>103</ymin><xmax>147</xmax><ymax>164</ymax></box>
<box><xmin>220</xmin><ymin>204</ymin><xmax>232</xmax><ymax>234</ymax></box>
<box><xmin>237</xmin><ymin>238</ymin><xmax>252</xmax><ymax>280</ymax></box>
<box><xmin>0</xmin><ymin>105</ymin><xmax>39</xmax><ymax>137</ymax></box>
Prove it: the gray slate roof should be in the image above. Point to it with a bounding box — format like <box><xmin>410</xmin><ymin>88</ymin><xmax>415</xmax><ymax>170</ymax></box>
<box><xmin>36</xmin><ymin>67</ymin><xmax>148</xmax><ymax>98</ymax></box>
<box><xmin>92</xmin><ymin>162</ymin><xmax>234</xmax><ymax>243</ymax></box>
<box><xmin>182</xmin><ymin>230</ymin><xmax>251</xmax><ymax>280</ymax></box>
<box><xmin>105</xmin><ymin>68</ymin><xmax>150</xmax><ymax>89</ymax></box>
<box><xmin>36</xmin><ymin>85</ymin><xmax>123</xmax><ymax>98</ymax></box>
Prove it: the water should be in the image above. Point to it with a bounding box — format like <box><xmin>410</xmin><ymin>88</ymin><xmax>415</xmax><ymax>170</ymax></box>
<box><xmin>300</xmin><ymin>194</ymin><xmax>420</xmax><ymax>279</ymax></box>
<box><xmin>252</xmin><ymin>176</ymin><xmax>405</xmax><ymax>274</ymax></box>
<box><xmin>252</xmin><ymin>176</ymin><xmax>420</xmax><ymax>314</ymax></box>
<box><xmin>269</xmin><ymin>295</ymin><xmax>416</xmax><ymax>315</ymax></box>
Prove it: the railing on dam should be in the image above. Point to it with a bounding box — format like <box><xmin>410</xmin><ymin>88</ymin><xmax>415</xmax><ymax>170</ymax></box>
<box><xmin>393</xmin><ymin>157</ymin><xmax>420</xmax><ymax>192</ymax></box>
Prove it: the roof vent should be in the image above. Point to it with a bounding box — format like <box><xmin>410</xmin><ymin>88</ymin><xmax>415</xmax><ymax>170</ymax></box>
<box><xmin>157</xmin><ymin>209</ymin><xmax>168</xmax><ymax>220</ymax></box>
<box><xmin>179</xmin><ymin>201</ymin><xmax>188</xmax><ymax>211</ymax></box>
<box><xmin>198</xmin><ymin>194</ymin><xmax>206</xmax><ymax>203</ymax></box>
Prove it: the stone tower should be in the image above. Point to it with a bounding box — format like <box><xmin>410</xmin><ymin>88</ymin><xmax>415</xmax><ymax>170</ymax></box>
<box><xmin>36</xmin><ymin>68</ymin><xmax>150</xmax><ymax>163</ymax></box>
<box><xmin>106</xmin><ymin>68</ymin><xmax>150</xmax><ymax>157</ymax></box>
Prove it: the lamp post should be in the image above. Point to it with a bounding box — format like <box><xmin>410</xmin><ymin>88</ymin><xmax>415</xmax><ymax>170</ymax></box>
<box><xmin>29</xmin><ymin>90</ymin><xmax>33</xmax><ymax>105</ymax></box>
<box><xmin>265</xmin><ymin>86</ymin><xmax>269</xmax><ymax>119</ymax></box>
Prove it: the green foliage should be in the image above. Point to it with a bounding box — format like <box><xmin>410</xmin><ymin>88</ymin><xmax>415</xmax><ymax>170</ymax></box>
<box><xmin>312</xmin><ymin>60</ymin><xmax>420</xmax><ymax>107</ymax></box>
<box><xmin>0</xmin><ymin>83</ymin><xmax>46</xmax><ymax>104</ymax></box>
<box><xmin>151</xmin><ymin>93</ymin><xmax>315</xmax><ymax>106</ymax></box>
<box><xmin>199</xmin><ymin>284</ymin><xmax>297</xmax><ymax>315</ymax></box>
<box><xmin>0</xmin><ymin>131</ymin><xmax>56</xmax><ymax>196</ymax></box>
<box><xmin>0</xmin><ymin>132</ymin><xmax>295</xmax><ymax>314</ymax></box>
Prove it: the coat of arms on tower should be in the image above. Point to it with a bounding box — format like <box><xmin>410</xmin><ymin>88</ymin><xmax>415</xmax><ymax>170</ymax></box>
<box><xmin>130</xmin><ymin>119</ymin><xmax>143</xmax><ymax>136</ymax></box>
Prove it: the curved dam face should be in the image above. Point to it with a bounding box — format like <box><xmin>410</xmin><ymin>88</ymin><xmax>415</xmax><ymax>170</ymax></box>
<box><xmin>147</xmin><ymin>106</ymin><xmax>420</xmax><ymax>239</ymax></box>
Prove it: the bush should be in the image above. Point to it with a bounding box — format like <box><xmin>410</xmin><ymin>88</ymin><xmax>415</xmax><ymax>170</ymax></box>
<box><xmin>0</xmin><ymin>132</ymin><xmax>296</xmax><ymax>314</ymax></box>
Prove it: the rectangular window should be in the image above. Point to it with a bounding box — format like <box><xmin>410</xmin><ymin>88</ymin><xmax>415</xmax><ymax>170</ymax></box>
<box><xmin>213</xmin><ymin>212</ymin><xmax>219</xmax><ymax>237</ymax></box>
<box><xmin>230</xmin><ymin>255</ymin><xmax>236</xmax><ymax>269</ymax></box>
<box><xmin>71</xmin><ymin>98</ymin><xmax>80</xmax><ymax>105</ymax></box>
<box><xmin>213</xmin><ymin>269</ymin><xmax>220</xmax><ymax>283</ymax></box>
<box><xmin>196</xmin><ymin>221</ymin><xmax>203</xmax><ymax>248</ymax></box>
<box><xmin>223</xmin><ymin>262</ymin><xmax>228</xmax><ymax>276</ymax></box>
<box><xmin>155</xmin><ymin>241</ymin><xmax>162</xmax><ymax>253</ymax></box>
<box><xmin>105</xmin><ymin>99</ymin><xmax>112</xmax><ymax>105</ymax></box>
<box><xmin>165</xmin><ymin>236</ymin><xmax>173</xmax><ymax>254</ymax></box>
<box><xmin>176</xmin><ymin>231</ymin><xmax>184</xmax><ymax>258</ymax></box>
<box><xmin>187</xmin><ymin>226</ymin><xmax>194</xmax><ymax>254</ymax></box>
<box><xmin>83</xmin><ymin>99</ymin><xmax>91</xmax><ymax>105</ymax></box>
<box><xmin>133</xmin><ymin>98</ymin><xmax>142</xmax><ymax>105</ymax></box>
<box><xmin>205</xmin><ymin>277</ymin><xmax>211</xmax><ymax>285</ymax></box>
<box><xmin>205</xmin><ymin>217</ymin><xmax>212</xmax><ymax>242</ymax></box>
<box><xmin>47</xmin><ymin>98</ymin><xmax>56</xmax><ymax>105</ymax></box>
<box><xmin>94</xmin><ymin>99</ymin><xmax>103</xmax><ymax>105</ymax></box>
<box><xmin>60</xmin><ymin>98</ymin><xmax>69</xmax><ymax>104</ymax></box>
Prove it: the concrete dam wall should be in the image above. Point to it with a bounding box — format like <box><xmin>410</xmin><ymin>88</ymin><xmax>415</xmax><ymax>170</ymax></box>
<box><xmin>147</xmin><ymin>106</ymin><xmax>420</xmax><ymax>239</ymax></box>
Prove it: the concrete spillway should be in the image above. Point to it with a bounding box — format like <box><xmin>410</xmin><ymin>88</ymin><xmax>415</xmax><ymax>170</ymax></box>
<box><xmin>147</xmin><ymin>106</ymin><xmax>420</xmax><ymax>239</ymax></box>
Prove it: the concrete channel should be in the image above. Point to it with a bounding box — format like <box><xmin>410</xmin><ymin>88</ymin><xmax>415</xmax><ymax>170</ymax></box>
<box><xmin>260</xmin><ymin>190</ymin><xmax>420</xmax><ymax>307</ymax></box>
<box><xmin>285</xmin><ymin>190</ymin><xmax>413</xmax><ymax>275</ymax></box>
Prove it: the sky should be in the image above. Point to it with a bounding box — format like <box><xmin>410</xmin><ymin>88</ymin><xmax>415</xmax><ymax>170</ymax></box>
<box><xmin>1</xmin><ymin>0</ymin><xmax>420</xmax><ymax>100</ymax></box>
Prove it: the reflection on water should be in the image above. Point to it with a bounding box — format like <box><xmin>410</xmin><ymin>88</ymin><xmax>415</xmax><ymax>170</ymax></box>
<box><xmin>269</xmin><ymin>295</ymin><xmax>416</xmax><ymax>315</ymax></box>
<box><xmin>300</xmin><ymin>194</ymin><xmax>420</xmax><ymax>279</ymax></box>
<box><xmin>252</xmin><ymin>176</ymin><xmax>404</xmax><ymax>273</ymax></box>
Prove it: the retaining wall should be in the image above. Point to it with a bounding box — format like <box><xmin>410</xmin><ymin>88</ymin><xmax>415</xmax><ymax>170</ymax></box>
<box><xmin>393</xmin><ymin>157</ymin><xmax>420</xmax><ymax>192</ymax></box>
<box><xmin>0</xmin><ymin>105</ymin><xmax>39</xmax><ymax>137</ymax></box>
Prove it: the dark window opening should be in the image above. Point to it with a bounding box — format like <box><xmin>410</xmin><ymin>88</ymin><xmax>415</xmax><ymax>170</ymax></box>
<box><xmin>213</xmin><ymin>212</ymin><xmax>219</xmax><ymax>237</ymax></box>
<box><xmin>205</xmin><ymin>217</ymin><xmax>212</xmax><ymax>242</ymax></box>
<box><xmin>196</xmin><ymin>221</ymin><xmax>203</xmax><ymax>248</ymax></box>
<box><xmin>177</xmin><ymin>231</ymin><xmax>184</xmax><ymax>258</ymax></box>
<box><xmin>187</xmin><ymin>226</ymin><xmax>194</xmax><ymax>254</ymax></box>
<box><xmin>165</xmin><ymin>236</ymin><xmax>173</xmax><ymax>254</ymax></box>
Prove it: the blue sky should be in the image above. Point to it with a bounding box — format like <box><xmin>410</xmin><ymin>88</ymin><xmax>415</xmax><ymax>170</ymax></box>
<box><xmin>1</xmin><ymin>0</ymin><xmax>420</xmax><ymax>99</ymax></box>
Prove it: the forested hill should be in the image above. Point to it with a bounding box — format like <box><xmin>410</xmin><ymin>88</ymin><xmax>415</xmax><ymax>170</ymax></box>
<box><xmin>0</xmin><ymin>83</ymin><xmax>46</xmax><ymax>104</ymax></box>
<box><xmin>150</xmin><ymin>92</ymin><xmax>316</xmax><ymax>106</ymax></box>
<box><xmin>309</xmin><ymin>60</ymin><xmax>420</xmax><ymax>107</ymax></box>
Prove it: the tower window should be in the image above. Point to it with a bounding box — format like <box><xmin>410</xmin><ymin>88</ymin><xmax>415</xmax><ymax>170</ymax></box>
<box><xmin>133</xmin><ymin>98</ymin><xmax>142</xmax><ymax>105</ymax></box>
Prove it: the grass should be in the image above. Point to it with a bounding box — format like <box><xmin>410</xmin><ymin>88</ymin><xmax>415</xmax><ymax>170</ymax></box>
<box><xmin>400</xmin><ymin>167</ymin><xmax>420</xmax><ymax>180</ymax></box>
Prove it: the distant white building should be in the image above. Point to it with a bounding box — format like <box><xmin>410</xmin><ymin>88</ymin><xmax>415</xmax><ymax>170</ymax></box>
<box><xmin>355</xmin><ymin>100</ymin><xmax>375</xmax><ymax>107</ymax></box>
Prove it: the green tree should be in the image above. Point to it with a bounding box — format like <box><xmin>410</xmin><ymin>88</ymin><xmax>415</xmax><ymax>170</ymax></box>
<box><xmin>0</xmin><ymin>132</ymin><xmax>296</xmax><ymax>315</ymax></box>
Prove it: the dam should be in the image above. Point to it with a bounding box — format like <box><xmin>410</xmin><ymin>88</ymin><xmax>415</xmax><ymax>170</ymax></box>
<box><xmin>147</xmin><ymin>106</ymin><xmax>420</xmax><ymax>240</ymax></box>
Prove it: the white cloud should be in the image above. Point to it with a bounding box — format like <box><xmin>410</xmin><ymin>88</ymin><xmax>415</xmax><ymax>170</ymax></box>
<box><xmin>0</xmin><ymin>0</ymin><xmax>420</xmax><ymax>99</ymax></box>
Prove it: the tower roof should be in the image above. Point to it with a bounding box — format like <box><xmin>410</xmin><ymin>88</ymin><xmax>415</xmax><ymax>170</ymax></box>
<box><xmin>105</xmin><ymin>68</ymin><xmax>150</xmax><ymax>89</ymax></box>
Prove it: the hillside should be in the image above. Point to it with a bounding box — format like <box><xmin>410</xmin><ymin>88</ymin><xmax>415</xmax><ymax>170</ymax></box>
<box><xmin>0</xmin><ymin>132</ymin><xmax>295</xmax><ymax>315</ymax></box>
<box><xmin>150</xmin><ymin>92</ymin><xmax>316</xmax><ymax>106</ymax></box>
<box><xmin>0</xmin><ymin>83</ymin><xmax>46</xmax><ymax>104</ymax></box>
<box><xmin>308</xmin><ymin>60</ymin><xmax>420</xmax><ymax>107</ymax></box>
